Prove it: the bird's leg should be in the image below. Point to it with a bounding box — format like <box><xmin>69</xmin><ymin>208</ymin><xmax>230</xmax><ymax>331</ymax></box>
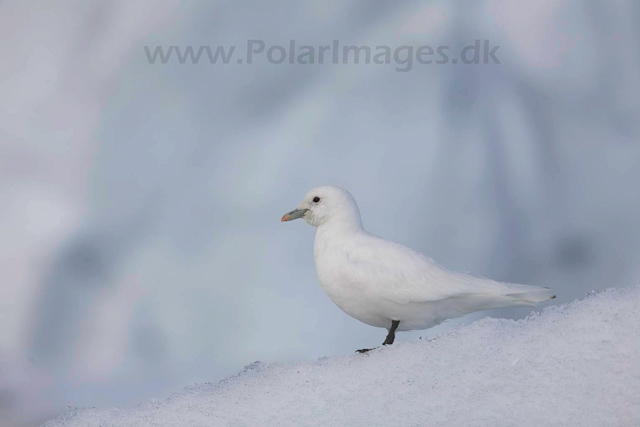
<box><xmin>356</xmin><ymin>320</ymin><xmax>400</xmax><ymax>353</ymax></box>
<box><xmin>383</xmin><ymin>320</ymin><xmax>400</xmax><ymax>346</ymax></box>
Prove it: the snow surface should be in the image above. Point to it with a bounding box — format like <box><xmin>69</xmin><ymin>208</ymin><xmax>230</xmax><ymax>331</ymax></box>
<box><xmin>44</xmin><ymin>286</ymin><xmax>640</xmax><ymax>426</ymax></box>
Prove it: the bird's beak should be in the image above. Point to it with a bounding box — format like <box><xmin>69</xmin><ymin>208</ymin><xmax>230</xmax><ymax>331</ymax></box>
<box><xmin>281</xmin><ymin>208</ymin><xmax>309</xmax><ymax>222</ymax></box>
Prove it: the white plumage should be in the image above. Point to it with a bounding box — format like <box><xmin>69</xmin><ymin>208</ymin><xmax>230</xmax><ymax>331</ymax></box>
<box><xmin>282</xmin><ymin>186</ymin><xmax>555</xmax><ymax>347</ymax></box>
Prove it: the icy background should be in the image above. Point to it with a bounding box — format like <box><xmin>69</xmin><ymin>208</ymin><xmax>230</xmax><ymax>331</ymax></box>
<box><xmin>2</xmin><ymin>0</ymin><xmax>640</xmax><ymax>425</ymax></box>
<box><xmin>45</xmin><ymin>286</ymin><xmax>640</xmax><ymax>426</ymax></box>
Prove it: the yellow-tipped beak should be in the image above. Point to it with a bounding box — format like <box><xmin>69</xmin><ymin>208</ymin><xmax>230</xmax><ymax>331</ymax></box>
<box><xmin>281</xmin><ymin>208</ymin><xmax>309</xmax><ymax>222</ymax></box>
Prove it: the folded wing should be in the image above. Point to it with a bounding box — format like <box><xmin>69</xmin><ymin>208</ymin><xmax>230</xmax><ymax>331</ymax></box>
<box><xmin>343</xmin><ymin>234</ymin><xmax>554</xmax><ymax>306</ymax></box>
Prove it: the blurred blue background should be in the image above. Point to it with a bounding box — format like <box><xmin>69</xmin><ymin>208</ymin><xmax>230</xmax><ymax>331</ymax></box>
<box><xmin>2</xmin><ymin>0</ymin><xmax>640</xmax><ymax>424</ymax></box>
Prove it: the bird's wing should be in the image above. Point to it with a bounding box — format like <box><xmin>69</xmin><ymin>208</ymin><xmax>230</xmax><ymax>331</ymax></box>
<box><xmin>342</xmin><ymin>234</ymin><xmax>514</xmax><ymax>305</ymax></box>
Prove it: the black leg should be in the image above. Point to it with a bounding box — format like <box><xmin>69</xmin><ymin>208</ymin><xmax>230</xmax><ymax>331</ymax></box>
<box><xmin>383</xmin><ymin>320</ymin><xmax>400</xmax><ymax>346</ymax></box>
<box><xmin>356</xmin><ymin>320</ymin><xmax>400</xmax><ymax>353</ymax></box>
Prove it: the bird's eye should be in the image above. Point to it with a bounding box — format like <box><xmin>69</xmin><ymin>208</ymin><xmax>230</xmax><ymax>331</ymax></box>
<box><xmin>313</xmin><ymin>197</ymin><xmax>320</xmax><ymax>203</ymax></box>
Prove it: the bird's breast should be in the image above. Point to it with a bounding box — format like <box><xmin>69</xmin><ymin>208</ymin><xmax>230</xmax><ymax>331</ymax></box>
<box><xmin>313</xmin><ymin>233</ymin><xmax>389</xmax><ymax>328</ymax></box>
<box><xmin>313</xmin><ymin>234</ymin><xmax>354</xmax><ymax>298</ymax></box>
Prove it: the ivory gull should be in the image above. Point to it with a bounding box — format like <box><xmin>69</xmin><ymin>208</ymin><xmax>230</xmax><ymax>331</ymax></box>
<box><xmin>282</xmin><ymin>186</ymin><xmax>555</xmax><ymax>352</ymax></box>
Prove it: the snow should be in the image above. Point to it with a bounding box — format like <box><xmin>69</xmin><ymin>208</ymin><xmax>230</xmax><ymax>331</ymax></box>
<box><xmin>44</xmin><ymin>286</ymin><xmax>640</xmax><ymax>426</ymax></box>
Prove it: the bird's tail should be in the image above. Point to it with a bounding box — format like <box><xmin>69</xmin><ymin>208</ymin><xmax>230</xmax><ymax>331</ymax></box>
<box><xmin>452</xmin><ymin>272</ymin><xmax>556</xmax><ymax>309</ymax></box>
<box><xmin>503</xmin><ymin>284</ymin><xmax>556</xmax><ymax>306</ymax></box>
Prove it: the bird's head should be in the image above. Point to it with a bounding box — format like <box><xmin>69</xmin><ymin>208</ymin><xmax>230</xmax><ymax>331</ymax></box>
<box><xmin>281</xmin><ymin>186</ymin><xmax>363</xmax><ymax>229</ymax></box>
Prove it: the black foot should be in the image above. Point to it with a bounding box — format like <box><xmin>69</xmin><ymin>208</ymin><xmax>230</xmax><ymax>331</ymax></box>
<box><xmin>356</xmin><ymin>320</ymin><xmax>401</xmax><ymax>353</ymax></box>
<box><xmin>383</xmin><ymin>320</ymin><xmax>400</xmax><ymax>346</ymax></box>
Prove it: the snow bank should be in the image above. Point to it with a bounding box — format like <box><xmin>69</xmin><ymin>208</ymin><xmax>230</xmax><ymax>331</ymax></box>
<box><xmin>44</xmin><ymin>286</ymin><xmax>640</xmax><ymax>426</ymax></box>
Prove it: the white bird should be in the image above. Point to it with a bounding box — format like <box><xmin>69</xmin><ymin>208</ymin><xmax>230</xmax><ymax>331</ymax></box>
<box><xmin>282</xmin><ymin>186</ymin><xmax>555</xmax><ymax>352</ymax></box>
